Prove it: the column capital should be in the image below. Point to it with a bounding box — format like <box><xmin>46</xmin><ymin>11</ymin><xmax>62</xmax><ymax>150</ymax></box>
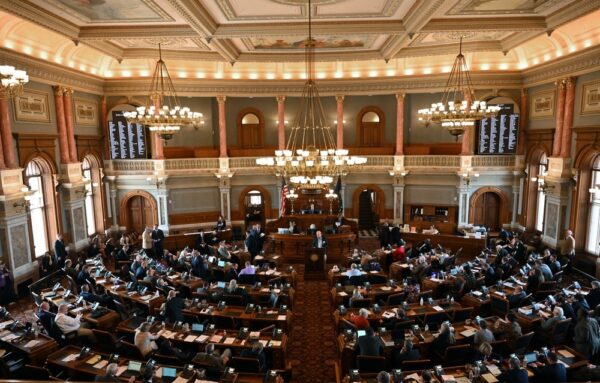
<box><xmin>52</xmin><ymin>85</ymin><xmax>64</xmax><ymax>96</ymax></box>
<box><xmin>520</xmin><ymin>88</ymin><xmax>528</xmax><ymax>96</ymax></box>
<box><xmin>61</xmin><ymin>87</ymin><xmax>74</xmax><ymax>95</ymax></box>
<box><xmin>217</xmin><ymin>95</ymin><xmax>227</xmax><ymax>104</ymax></box>
<box><xmin>395</xmin><ymin>92</ymin><xmax>405</xmax><ymax>100</ymax></box>
<box><xmin>555</xmin><ymin>79</ymin><xmax>566</xmax><ymax>89</ymax></box>
<box><xmin>335</xmin><ymin>94</ymin><xmax>345</xmax><ymax>103</ymax></box>
<box><xmin>566</xmin><ymin>76</ymin><xmax>577</xmax><ymax>88</ymax></box>
<box><xmin>276</xmin><ymin>95</ymin><xmax>286</xmax><ymax>103</ymax></box>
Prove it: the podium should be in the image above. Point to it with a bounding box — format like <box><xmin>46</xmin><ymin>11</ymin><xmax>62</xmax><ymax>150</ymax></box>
<box><xmin>305</xmin><ymin>248</ymin><xmax>326</xmax><ymax>280</ymax></box>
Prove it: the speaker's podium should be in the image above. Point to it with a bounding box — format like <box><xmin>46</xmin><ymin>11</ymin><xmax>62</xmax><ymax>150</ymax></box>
<box><xmin>305</xmin><ymin>247</ymin><xmax>327</xmax><ymax>280</ymax></box>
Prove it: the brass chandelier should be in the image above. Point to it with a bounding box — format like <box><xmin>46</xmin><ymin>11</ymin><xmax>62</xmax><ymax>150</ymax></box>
<box><xmin>417</xmin><ymin>37</ymin><xmax>500</xmax><ymax>137</ymax></box>
<box><xmin>0</xmin><ymin>65</ymin><xmax>28</xmax><ymax>99</ymax></box>
<box><xmin>256</xmin><ymin>0</ymin><xmax>366</xmax><ymax>189</ymax></box>
<box><xmin>123</xmin><ymin>44</ymin><xmax>203</xmax><ymax>141</ymax></box>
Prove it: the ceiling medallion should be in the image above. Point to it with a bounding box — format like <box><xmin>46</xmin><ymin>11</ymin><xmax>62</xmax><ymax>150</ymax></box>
<box><xmin>271</xmin><ymin>0</ymin><xmax>341</xmax><ymax>5</ymax></box>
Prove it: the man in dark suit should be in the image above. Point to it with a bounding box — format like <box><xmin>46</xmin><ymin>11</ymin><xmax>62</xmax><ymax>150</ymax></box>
<box><xmin>80</xmin><ymin>284</ymin><xmax>98</xmax><ymax>303</ymax></box>
<box><xmin>77</xmin><ymin>264</ymin><xmax>95</xmax><ymax>287</ymax></box>
<box><xmin>312</xmin><ymin>230</ymin><xmax>327</xmax><ymax>249</ymax></box>
<box><xmin>507</xmin><ymin>286</ymin><xmax>527</xmax><ymax>307</ymax></box>
<box><xmin>116</xmin><ymin>244</ymin><xmax>130</xmax><ymax>262</ymax></box>
<box><xmin>529</xmin><ymin>352</ymin><xmax>566</xmax><ymax>382</ymax></box>
<box><xmin>587</xmin><ymin>281</ymin><xmax>600</xmax><ymax>309</ymax></box>
<box><xmin>499</xmin><ymin>356</ymin><xmax>529</xmax><ymax>383</ymax></box>
<box><xmin>195</xmin><ymin>229</ymin><xmax>207</xmax><ymax>251</ymax></box>
<box><xmin>152</xmin><ymin>224</ymin><xmax>165</xmax><ymax>260</ymax></box>
<box><xmin>54</xmin><ymin>234</ymin><xmax>67</xmax><ymax>269</ymax></box>
<box><xmin>357</xmin><ymin>327</ymin><xmax>384</xmax><ymax>356</ymax></box>
<box><xmin>37</xmin><ymin>302</ymin><xmax>55</xmax><ymax>335</ymax></box>
<box><xmin>193</xmin><ymin>343</ymin><xmax>231</xmax><ymax>371</ymax></box>
<box><xmin>191</xmin><ymin>253</ymin><xmax>209</xmax><ymax>279</ymax></box>
<box><xmin>245</xmin><ymin>228</ymin><xmax>260</xmax><ymax>259</ymax></box>
<box><xmin>240</xmin><ymin>342</ymin><xmax>267</xmax><ymax>372</ymax></box>
<box><xmin>164</xmin><ymin>290</ymin><xmax>185</xmax><ymax>324</ymax></box>
<box><xmin>393</xmin><ymin>339</ymin><xmax>421</xmax><ymax>366</ymax></box>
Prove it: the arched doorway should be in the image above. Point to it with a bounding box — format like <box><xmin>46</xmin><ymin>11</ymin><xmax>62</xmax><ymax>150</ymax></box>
<box><xmin>352</xmin><ymin>185</ymin><xmax>385</xmax><ymax>230</ymax></box>
<box><xmin>119</xmin><ymin>191</ymin><xmax>158</xmax><ymax>233</ymax></box>
<box><xmin>238</xmin><ymin>186</ymin><xmax>272</xmax><ymax>229</ymax></box>
<box><xmin>469</xmin><ymin>187</ymin><xmax>510</xmax><ymax>232</ymax></box>
<box><xmin>356</xmin><ymin>106</ymin><xmax>385</xmax><ymax>147</ymax></box>
<box><xmin>237</xmin><ymin>108</ymin><xmax>264</xmax><ymax>148</ymax></box>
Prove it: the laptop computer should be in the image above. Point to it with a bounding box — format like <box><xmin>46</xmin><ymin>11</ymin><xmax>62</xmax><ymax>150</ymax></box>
<box><xmin>218</xmin><ymin>260</ymin><xmax>226</xmax><ymax>268</ymax></box>
<box><xmin>217</xmin><ymin>281</ymin><xmax>226</xmax><ymax>289</ymax></box>
<box><xmin>162</xmin><ymin>367</ymin><xmax>177</xmax><ymax>378</ymax></box>
<box><xmin>524</xmin><ymin>353</ymin><xmax>537</xmax><ymax>364</ymax></box>
<box><xmin>356</xmin><ymin>330</ymin><xmax>366</xmax><ymax>338</ymax></box>
<box><xmin>127</xmin><ymin>361</ymin><xmax>142</xmax><ymax>372</ymax></box>
<box><xmin>191</xmin><ymin>323</ymin><xmax>204</xmax><ymax>333</ymax></box>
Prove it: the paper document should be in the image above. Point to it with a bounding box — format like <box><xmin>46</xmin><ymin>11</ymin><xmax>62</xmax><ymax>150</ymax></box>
<box><xmin>24</xmin><ymin>340</ymin><xmax>40</xmax><ymax>348</ymax></box>
<box><xmin>94</xmin><ymin>360</ymin><xmax>109</xmax><ymax>369</ymax></box>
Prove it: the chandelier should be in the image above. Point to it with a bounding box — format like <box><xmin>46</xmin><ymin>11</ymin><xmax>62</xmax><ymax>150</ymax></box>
<box><xmin>123</xmin><ymin>44</ymin><xmax>203</xmax><ymax>141</ymax></box>
<box><xmin>256</xmin><ymin>0</ymin><xmax>366</xmax><ymax>189</ymax></box>
<box><xmin>0</xmin><ymin>65</ymin><xmax>29</xmax><ymax>99</ymax></box>
<box><xmin>417</xmin><ymin>37</ymin><xmax>500</xmax><ymax>137</ymax></box>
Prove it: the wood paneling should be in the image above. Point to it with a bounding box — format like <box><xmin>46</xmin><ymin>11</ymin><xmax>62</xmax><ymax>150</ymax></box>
<box><xmin>15</xmin><ymin>133</ymin><xmax>58</xmax><ymax>169</ymax></box>
<box><xmin>343</xmin><ymin>145</ymin><xmax>395</xmax><ymax>155</ymax></box>
<box><xmin>404</xmin><ymin>143</ymin><xmax>461</xmax><ymax>155</ymax></box>
<box><xmin>169</xmin><ymin>211</ymin><xmax>221</xmax><ymax>226</ymax></box>
<box><xmin>75</xmin><ymin>135</ymin><xmax>103</xmax><ymax>162</ymax></box>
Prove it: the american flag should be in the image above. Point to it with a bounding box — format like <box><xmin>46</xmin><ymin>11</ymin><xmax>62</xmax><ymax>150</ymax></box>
<box><xmin>279</xmin><ymin>177</ymin><xmax>289</xmax><ymax>217</ymax></box>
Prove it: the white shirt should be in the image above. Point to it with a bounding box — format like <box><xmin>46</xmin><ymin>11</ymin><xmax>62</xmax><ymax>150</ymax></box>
<box><xmin>55</xmin><ymin>312</ymin><xmax>81</xmax><ymax>333</ymax></box>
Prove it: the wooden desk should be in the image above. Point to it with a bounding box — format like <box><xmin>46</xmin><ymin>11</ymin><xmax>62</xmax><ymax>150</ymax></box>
<box><xmin>266</xmin><ymin>214</ymin><xmax>357</xmax><ymax>235</ymax></box>
<box><xmin>0</xmin><ymin>323</ymin><xmax>58</xmax><ymax>366</ymax></box>
<box><xmin>400</xmin><ymin>232</ymin><xmax>486</xmax><ymax>259</ymax></box>
<box><xmin>328</xmin><ymin>269</ymin><xmax>388</xmax><ymax>288</ymax></box>
<box><xmin>162</xmin><ymin>229</ymin><xmax>233</xmax><ymax>252</ymax></box>
<box><xmin>184</xmin><ymin>304</ymin><xmax>292</xmax><ymax>333</ymax></box>
<box><xmin>41</xmin><ymin>289</ymin><xmax>120</xmax><ymax>330</ymax></box>
<box><xmin>268</xmin><ymin>233</ymin><xmax>356</xmax><ymax>264</ymax></box>
<box><xmin>95</xmin><ymin>280</ymin><xmax>166</xmax><ymax>315</ymax></box>
<box><xmin>116</xmin><ymin>318</ymin><xmax>288</xmax><ymax>369</ymax></box>
<box><xmin>330</xmin><ymin>284</ymin><xmax>404</xmax><ymax>306</ymax></box>
<box><xmin>201</xmin><ymin>284</ymin><xmax>295</xmax><ymax>309</ymax></box>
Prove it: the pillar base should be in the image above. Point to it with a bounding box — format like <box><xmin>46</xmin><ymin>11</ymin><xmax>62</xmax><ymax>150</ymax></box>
<box><xmin>59</xmin><ymin>163</ymin><xmax>83</xmax><ymax>184</ymax></box>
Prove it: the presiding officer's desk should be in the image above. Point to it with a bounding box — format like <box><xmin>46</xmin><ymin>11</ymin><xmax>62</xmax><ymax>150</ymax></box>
<box><xmin>268</xmin><ymin>233</ymin><xmax>356</xmax><ymax>264</ymax></box>
<box><xmin>399</xmin><ymin>231</ymin><xmax>487</xmax><ymax>259</ymax></box>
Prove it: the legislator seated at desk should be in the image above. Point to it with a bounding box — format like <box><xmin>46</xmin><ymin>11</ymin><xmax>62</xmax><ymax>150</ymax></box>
<box><xmin>302</xmin><ymin>204</ymin><xmax>322</xmax><ymax>214</ymax></box>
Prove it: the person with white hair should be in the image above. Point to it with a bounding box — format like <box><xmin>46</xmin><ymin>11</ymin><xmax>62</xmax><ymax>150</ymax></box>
<box><xmin>55</xmin><ymin>303</ymin><xmax>96</xmax><ymax>343</ymax></box>
<box><xmin>541</xmin><ymin>306</ymin><xmax>566</xmax><ymax>330</ymax></box>
<box><xmin>94</xmin><ymin>363</ymin><xmax>135</xmax><ymax>382</ymax></box>
<box><xmin>350</xmin><ymin>308</ymin><xmax>370</xmax><ymax>329</ymax></box>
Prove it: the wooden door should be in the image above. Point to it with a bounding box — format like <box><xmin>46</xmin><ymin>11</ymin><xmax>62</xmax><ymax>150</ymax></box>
<box><xmin>127</xmin><ymin>196</ymin><xmax>154</xmax><ymax>232</ymax></box>
<box><xmin>473</xmin><ymin>192</ymin><xmax>501</xmax><ymax>231</ymax></box>
<box><xmin>241</xmin><ymin>124</ymin><xmax>261</xmax><ymax>148</ymax></box>
<box><xmin>361</xmin><ymin>122</ymin><xmax>381</xmax><ymax>147</ymax></box>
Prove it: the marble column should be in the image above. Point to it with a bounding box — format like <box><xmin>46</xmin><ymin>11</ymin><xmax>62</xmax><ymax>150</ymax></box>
<box><xmin>560</xmin><ymin>77</ymin><xmax>576</xmax><ymax>158</ymax></box>
<box><xmin>0</xmin><ymin>99</ymin><xmax>12</xmax><ymax>169</ymax></box>
<box><xmin>218</xmin><ymin>176</ymin><xmax>232</xmax><ymax>223</ymax></box>
<box><xmin>336</xmin><ymin>95</ymin><xmax>344</xmax><ymax>149</ymax></box>
<box><xmin>101</xmin><ymin>96</ymin><xmax>109</xmax><ymax>159</ymax></box>
<box><xmin>217</xmin><ymin>96</ymin><xmax>227</xmax><ymax>158</ymax></box>
<box><xmin>518</xmin><ymin>88</ymin><xmax>528</xmax><ymax>155</ymax></box>
<box><xmin>552</xmin><ymin>79</ymin><xmax>566</xmax><ymax>157</ymax></box>
<box><xmin>52</xmin><ymin>86</ymin><xmax>70</xmax><ymax>164</ymax></box>
<box><xmin>461</xmin><ymin>91</ymin><xmax>473</xmax><ymax>155</ymax></box>
<box><xmin>277</xmin><ymin>95</ymin><xmax>286</xmax><ymax>150</ymax></box>
<box><xmin>457</xmin><ymin>182</ymin><xmax>470</xmax><ymax>227</ymax></box>
<box><xmin>152</xmin><ymin>98</ymin><xmax>164</xmax><ymax>159</ymax></box>
<box><xmin>395</xmin><ymin>93</ymin><xmax>405</xmax><ymax>155</ymax></box>
<box><xmin>511</xmin><ymin>184</ymin><xmax>520</xmax><ymax>227</ymax></box>
<box><xmin>62</xmin><ymin>88</ymin><xmax>78</xmax><ymax>163</ymax></box>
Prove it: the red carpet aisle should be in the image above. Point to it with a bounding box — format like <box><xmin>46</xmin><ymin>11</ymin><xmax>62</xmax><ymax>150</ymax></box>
<box><xmin>287</xmin><ymin>266</ymin><xmax>338</xmax><ymax>383</ymax></box>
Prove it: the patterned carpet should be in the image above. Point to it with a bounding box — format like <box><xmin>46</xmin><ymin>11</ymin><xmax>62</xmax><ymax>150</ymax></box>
<box><xmin>287</xmin><ymin>266</ymin><xmax>338</xmax><ymax>383</ymax></box>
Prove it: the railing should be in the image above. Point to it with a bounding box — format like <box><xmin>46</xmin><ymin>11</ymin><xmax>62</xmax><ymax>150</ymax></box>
<box><xmin>472</xmin><ymin>155</ymin><xmax>516</xmax><ymax>168</ymax></box>
<box><xmin>166</xmin><ymin>158</ymin><xmax>220</xmax><ymax>170</ymax></box>
<box><xmin>404</xmin><ymin>155</ymin><xmax>461</xmax><ymax>168</ymax></box>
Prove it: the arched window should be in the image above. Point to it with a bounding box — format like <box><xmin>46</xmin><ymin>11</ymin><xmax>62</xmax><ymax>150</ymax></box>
<box><xmin>357</xmin><ymin>106</ymin><xmax>385</xmax><ymax>147</ymax></box>
<box><xmin>237</xmin><ymin>108</ymin><xmax>264</xmax><ymax>148</ymax></box>
<box><xmin>535</xmin><ymin>154</ymin><xmax>548</xmax><ymax>232</ymax></box>
<box><xmin>248</xmin><ymin>190</ymin><xmax>263</xmax><ymax>206</ymax></box>
<box><xmin>82</xmin><ymin>158</ymin><xmax>96</xmax><ymax>236</ymax></box>
<box><xmin>25</xmin><ymin>161</ymin><xmax>48</xmax><ymax>257</ymax></box>
<box><xmin>586</xmin><ymin>156</ymin><xmax>600</xmax><ymax>255</ymax></box>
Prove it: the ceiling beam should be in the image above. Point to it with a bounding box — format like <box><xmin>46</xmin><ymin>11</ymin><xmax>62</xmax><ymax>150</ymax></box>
<box><xmin>78</xmin><ymin>25</ymin><xmax>198</xmax><ymax>40</ymax></box>
<box><xmin>395</xmin><ymin>41</ymin><xmax>504</xmax><ymax>58</ymax></box>
<box><xmin>0</xmin><ymin>0</ymin><xmax>79</xmax><ymax>39</ymax></box>
<box><xmin>421</xmin><ymin>17</ymin><xmax>547</xmax><ymax>33</ymax></box>
<box><xmin>546</xmin><ymin>0</ymin><xmax>600</xmax><ymax>30</ymax></box>
<box><xmin>213</xmin><ymin>20</ymin><xmax>405</xmax><ymax>38</ymax></box>
<box><xmin>500</xmin><ymin>31</ymin><xmax>542</xmax><ymax>54</ymax></box>
<box><xmin>121</xmin><ymin>49</ymin><xmax>223</xmax><ymax>61</ymax></box>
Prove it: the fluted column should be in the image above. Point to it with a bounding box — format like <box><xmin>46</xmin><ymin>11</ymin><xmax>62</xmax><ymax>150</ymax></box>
<box><xmin>395</xmin><ymin>92</ymin><xmax>405</xmax><ymax>155</ymax></box>
<box><xmin>560</xmin><ymin>77</ymin><xmax>576</xmax><ymax>158</ymax></box>
<box><xmin>52</xmin><ymin>86</ymin><xmax>70</xmax><ymax>164</ymax></box>
<box><xmin>277</xmin><ymin>95</ymin><xmax>285</xmax><ymax>150</ymax></box>
<box><xmin>336</xmin><ymin>95</ymin><xmax>344</xmax><ymax>149</ymax></box>
<box><xmin>0</xmin><ymin>98</ymin><xmax>16</xmax><ymax>168</ymax></box>
<box><xmin>152</xmin><ymin>97</ymin><xmax>164</xmax><ymax>159</ymax></box>
<box><xmin>461</xmin><ymin>91</ymin><xmax>473</xmax><ymax>155</ymax></box>
<box><xmin>217</xmin><ymin>96</ymin><xmax>227</xmax><ymax>158</ymax></box>
<box><xmin>62</xmin><ymin>88</ymin><xmax>77</xmax><ymax>162</ymax></box>
<box><xmin>518</xmin><ymin>88</ymin><xmax>528</xmax><ymax>155</ymax></box>
<box><xmin>552</xmin><ymin>79</ymin><xmax>566</xmax><ymax>157</ymax></box>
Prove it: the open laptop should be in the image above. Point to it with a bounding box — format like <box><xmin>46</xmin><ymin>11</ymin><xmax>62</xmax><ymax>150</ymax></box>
<box><xmin>162</xmin><ymin>367</ymin><xmax>177</xmax><ymax>379</ymax></box>
<box><xmin>218</xmin><ymin>260</ymin><xmax>226</xmax><ymax>268</ymax></box>
<box><xmin>191</xmin><ymin>323</ymin><xmax>204</xmax><ymax>334</ymax></box>
<box><xmin>217</xmin><ymin>281</ymin><xmax>226</xmax><ymax>289</ymax></box>
<box><xmin>356</xmin><ymin>330</ymin><xmax>366</xmax><ymax>338</ymax></box>
<box><xmin>523</xmin><ymin>353</ymin><xmax>537</xmax><ymax>364</ymax></box>
<box><xmin>127</xmin><ymin>361</ymin><xmax>142</xmax><ymax>373</ymax></box>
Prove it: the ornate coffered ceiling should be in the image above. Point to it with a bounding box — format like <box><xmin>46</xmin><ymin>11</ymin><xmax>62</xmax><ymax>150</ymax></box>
<box><xmin>0</xmin><ymin>0</ymin><xmax>598</xmax><ymax>83</ymax></box>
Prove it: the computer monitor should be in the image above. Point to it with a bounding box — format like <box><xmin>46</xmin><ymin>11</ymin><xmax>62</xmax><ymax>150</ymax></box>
<box><xmin>208</xmin><ymin>256</ymin><xmax>216</xmax><ymax>264</ymax></box>
<box><xmin>524</xmin><ymin>353</ymin><xmax>537</xmax><ymax>364</ymax></box>
<box><xmin>218</xmin><ymin>260</ymin><xmax>226</xmax><ymax>268</ymax></box>
<box><xmin>217</xmin><ymin>281</ymin><xmax>226</xmax><ymax>288</ymax></box>
<box><xmin>162</xmin><ymin>367</ymin><xmax>177</xmax><ymax>378</ymax></box>
<box><xmin>127</xmin><ymin>361</ymin><xmax>142</xmax><ymax>372</ymax></box>
<box><xmin>192</xmin><ymin>323</ymin><xmax>204</xmax><ymax>333</ymax></box>
<box><xmin>356</xmin><ymin>330</ymin><xmax>366</xmax><ymax>338</ymax></box>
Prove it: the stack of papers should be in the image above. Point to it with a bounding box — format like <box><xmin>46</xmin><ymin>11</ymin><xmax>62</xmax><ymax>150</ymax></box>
<box><xmin>94</xmin><ymin>360</ymin><xmax>109</xmax><ymax>369</ymax></box>
<box><xmin>24</xmin><ymin>340</ymin><xmax>40</xmax><ymax>348</ymax></box>
<box><xmin>441</xmin><ymin>375</ymin><xmax>456</xmax><ymax>383</ymax></box>
<box><xmin>487</xmin><ymin>364</ymin><xmax>502</xmax><ymax>376</ymax></box>
<box><xmin>184</xmin><ymin>335</ymin><xmax>198</xmax><ymax>342</ymax></box>
<box><xmin>0</xmin><ymin>320</ymin><xmax>14</xmax><ymax>329</ymax></box>
<box><xmin>62</xmin><ymin>354</ymin><xmax>79</xmax><ymax>362</ymax></box>
<box><xmin>382</xmin><ymin>311</ymin><xmax>396</xmax><ymax>319</ymax></box>
<box><xmin>209</xmin><ymin>335</ymin><xmax>223</xmax><ymax>343</ymax></box>
<box><xmin>258</xmin><ymin>339</ymin><xmax>269</xmax><ymax>347</ymax></box>
<box><xmin>558</xmin><ymin>349</ymin><xmax>575</xmax><ymax>358</ymax></box>
<box><xmin>277</xmin><ymin>315</ymin><xmax>287</xmax><ymax>320</ymax></box>
<box><xmin>1</xmin><ymin>334</ymin><xmax>18</xmax><ymax>342</ymax></box>
<box><xmin>249</xmin><ymin>331</ymin><xmax>260</xmax><ymax>338</ymax></box>
<box><xmin>460</xmin><ymin>329</ymin><xmax>477</xmax><ymax>337</ymax></box>
<box><xmin>380</xmin><ymin>286</ymin><xmax>392</xmax><ymax>291</ymax></box>
<box><xmin>197</xmin><ymin>335</ymin><xmax>209</xmax><ymax>343</ymax></box>
<box><xmin>518</xmin><ymin>308</ymin><xmax>532</xmax><ymax>315</ymax></box>
<box><xmin>223</xmin><ymin>337</ymin><xmax>235</xmax><ymax>345</ymax></box>
<box><xmin>270</xmin><ymin>340</ymin><xmax>282</xmax><ymax>347</ymax></box>
<box><xmin>338</xmin><ymin>291</ymin><xmax>348</xmax><ymax>296</ymax></box>
<box><xmin>481</xmin><ymin>373</ymin><xmax>498</xmax><ymax>383</ymax></box>
<box><xmin>432</xmin><ymin>305</ymin><xmax>444</xmax><ymax>312</ymax></box>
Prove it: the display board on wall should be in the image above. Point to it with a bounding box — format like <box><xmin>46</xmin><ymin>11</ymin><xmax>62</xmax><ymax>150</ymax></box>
<box><xmin>108</xmin><ymin>111</ymin><xmax>147</xmax><ymax>159</ymax></box>
<box><xmin>476</xmin><ymin>104</ymin><xmax>519</xmax><ymax>155</ymax></box>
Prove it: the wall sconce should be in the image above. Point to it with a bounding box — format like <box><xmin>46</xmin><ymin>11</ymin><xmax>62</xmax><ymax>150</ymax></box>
<box><xmin>285</xmin><ymin>190</ymin><xmax>299</xmax><ymax>214</ymax></box>
<box><xmin>276</xmin><ymin>120</ymin><xmax>288</xmax><ymax>126</ymax></box>
<box><xmin>194</xmin><ymin>120</ymin><xmax>205</xmax><ymax>131</ymax></box>
<box><xmin>531</xmin><ymin>171</ymin><xmax>554</xmax><ymax>194</ymax></box>
<box><xmin>462</xmin><ymin>167</ymin><xmax>480</xmax><ymax>186</ymax></box>
<box><xmin>325</xmin><ymin>189</ymin><xmax>338</xmax><ymax>215</ymax></box>
<box><xmin>147</xmin><ymin>171</ymin><xmax>165</xmax><ymax>188</ymax></box>
<box><xmin>389</xmin><ymin>168</ymin><xmax>408</xmax><ymax>177</ymax></box>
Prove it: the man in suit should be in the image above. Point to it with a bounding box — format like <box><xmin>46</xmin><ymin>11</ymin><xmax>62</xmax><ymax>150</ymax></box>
<box><xmin>587</xmin><ymin>280</ymin><xmax>600</xmax><ymax>309</ymax></box>
<box><xmin>507</xmin><ymin>286</ymin><xmax>527</xmax><ymax>307</ymax></box>
<box><xmin>116</xmin><ymin>244</ymin><xmax>130</xmax><ymax>262</ymax></box>
<box><xmin>194</xmin><ymin>343</ymin><xmax>231</xmax><ymax>371</ymax></box>
<box><xmin>77</xmin><ymin>264</ymin><xmax>95</xmax><ymax>287</ymax></box>
<box><xmin>499</xmin><ymin>356</ymin><xmax>529</xmax><ymax>383</ymax></box>
<box><xmin>37</xmin><ymin>302</ymin><xmax>54</xmax><ymax>335</ymax></box>
<box><xmin>240</xmin><ymin>342</ymin><xmax>267</xmax><ymax>372</ymax></box>
<box><xmin>152</xmin><ymin>224</ymin><xmax>165</xmax><ymax>260</ymax></box>
<box><xmin>393</xmin><ymin>339</ymin><xmax>421</xmax><ymax>366</ymax></box>
<box><xmin>540</xmin><ymin>306</ymin><xmax>566</xmax><ymax>330</ymax></box>
<box><xmin>245</xmin><ymin>229</ymin><xmax>260</xmax><ymax>259</ymax></box>
<box><xmin>224</xmin><ymin>263</ymin><xmax>238</xmax><ymax>282</ymax></box>
<box><xmin>529</xmin><ymin>352</ymin><xmax>566</xmax><ymax>382</ymax></box>
<box><xmin>62</xmin><ymin>259</ymin><xmax>78</xmax><ymax>282</ymax></box>
<box><xmin>54</xmin><ymin>234</ymin><xmax>67</xmax><ymax>269</ymax></box>
<box><xmin>357</xmin><ymin>327</ymin><xmax>384</xmax><ymax>356</ymax></box>
<box><xmin>164</xmin><ymin>290</ymin><xmax>185</xmax><ymax>324</ymax></box>
<box><xmin>80</xmin><ymin>284</ymin><xmax>98</xmax><ymax>303</ymax></box>
<box><xmin>312</xmin><ymin>230</ymin><xmax>327</xmax><ymax>249</ymax></box>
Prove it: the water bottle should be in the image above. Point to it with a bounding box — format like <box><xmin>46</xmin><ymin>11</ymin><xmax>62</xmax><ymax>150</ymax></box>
<box><xmin>450</xmin><ymin>296</ymin><xmax>455</xmax><ymax>304</ymax></box>
<box><xmin>419</xmin><ymin>297</ymin><xmax>424</xmax><ymax>306</ymax></box>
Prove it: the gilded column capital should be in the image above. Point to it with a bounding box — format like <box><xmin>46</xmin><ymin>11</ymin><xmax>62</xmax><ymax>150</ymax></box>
<box><xmin>52</xmin><ymin>85</ymin><xmax>64</xmax><ymax>96</ymax></box>
<box><xmin>555</xmin><ymin>79</ymin><xmax>566</xmax><ymax>89</ymax></box>
<box><xmin>217</xmin><ymin>95</ymin><xmax>227</xmax><ymax>104</ymax></box>
<box><xmin>520</xmin><ymin>88</ymin><xmax>528</xmax><ymax>96</ymax></box>
<box><xmin>566</xmin><ymin>76</ymin><xmax>577</xmax><ymax>88</ymax></box>
<box><xmin>276</xmin><ymin>95</ymin><xmax>285</xmax><ymax>103</ymax></box>
<box><xmin>335</xmin><ymin>94</ymin><xmax>344</xmax><ymax>103</ymax></box>
<box><xmin>61</xmin><ymin>87</ymin><xmax>74</xmax><ymax>95</ymax></box>
<box><xmin>395</xmin><ymin>92</ymin><xmax>405</xmax><ymax>100</ymax></box>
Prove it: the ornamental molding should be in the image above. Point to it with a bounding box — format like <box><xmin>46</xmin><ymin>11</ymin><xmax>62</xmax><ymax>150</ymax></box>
<box><xmin>398</xmin><ymin>41</ymin><xmax>503</xmax><ymax>58</ymax></box>
<box><xmin>0</xmin><ymin>49</ymin><xmax>104</xmax><ymax>95</ymax></box>
<box><xmin>421</xmin><ymin>17</ymin><xmax>547</xmax><ymax>32</ymax></box>
<box><xmin>0</xmin><ymin>0</ymin><xmax>79</xmax><ymax>39</ymax></box>
<box><xmin>78</xmin><ymin>25</ymin><xmax>198</xmax><ymax>40</ymax></box>
<box><xmin>522</xmin><ymin>45</ymin><xmax>600</xmax><ymax>87</ymax></box>
<box><xmin>546</xmin><ymin>0</ymin><xmax>600</xmax><ymax>29</ymax></box>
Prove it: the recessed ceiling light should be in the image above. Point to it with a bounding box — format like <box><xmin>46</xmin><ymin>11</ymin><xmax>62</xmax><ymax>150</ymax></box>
<box><xmin>232</xmin><ymin>73</ymin><xmax>240</xmax><ymax>79</ymax></box>
<box><xmin>105</xmin><ymin>71</ymin><xmax>112</xmax><ymax>77</ymax></box>
<box><xmin>334</xmin><ymin>71</ymin><xmax>343</xmax><ymax>78</ymax></box>
<box><xmin>386</xmin><ymin>69</ymin><xmax>396</xmax><ymax>76</ymax></box>
<box><xmin>140</xmin><ymin>70</ymin><xmax>149</xmax><ymax>76</ymax></box>
<box><xmin>178</xmin><ymin>71</ymin><xmax>187</xmax><ymax>78</ymax></box>
<box><xmin>214</xmin><ymin>72</ymin><xmax>223</xmax><ymax>79</ymax></box>
<box><xmin>351</xmin><ymin>71</ymin><xmax>360</xmax><ymax>78</ymax></box>
<box><xmin>543</xmin><ymin>54</ymin><xmax>551</xmax><ymax>61</ymax></box>
<box><xmin>39</xmin><ymin>51</ymin><xmax>48</xmax><ymax>59</ymax></box>
<box><xmin>22</xmin><ymin>46</ymin><xmax>32</xmax><ymax>55</ymax></box>
<box><xmin>404</xmin><ymin>69</ymin><xmax>414</xmax><ymax>75</ymax></box>
<box><xmin>441</xmin><ymin>66</ymin><xmax>451</xmax><ymax>73</ymax></box>
<box><xmin>479</xmin><ymin>64</ymin><xmax>490</xmax><ymax>70</ymax></box>
<box><xmin>422</xmin><ymin>68</ymin><xmax>432</xmax><ymax>74</ymax></box>
<box><xmin>249</xmin><ymin>73</ymin><xmax>258</xmax><ymax>79</ymax></box>
<box><xmin>4</xmin><ymin>40</ymin><xmax>14</xmax><ymax>49</ymax></box>
<box><xmin>368</xmin><ymin>70</ymin><xmax>377</xmax><ymax>77</ymax></box>
<box><xmin>283</xmin><ymin>73</ymin><xmax>292</xmax><ymax>79</ymax></box>
<box><xmin>584</xmin><ymin>39</ymin><xmax>592</xmax><ymax>48</ymax></box>
<box><xmin>196</xmin><ymin>72</ymin><xmax>205</xmax><ymax>78</ymax></box>
<box><xmin>569</xmin><ymin>45</ymin><xmax>576</xmax><ymax>53</ymax></box>
<box><xmin>499</xmin><ymin>63</ymin><xmax>509</xmax><ymax>70</ymax></box>
<box><xmin>317</xmin><ymin>72</ymin><xmax>326</xmax><ymax>79</ymax></box>
<box><xmin>122</xmin><ymin>70</ymin><xmax>131</xmax><ymax>77</ymax></box>
<box><xmin>266</xmin><ymin>73</ymin><xmax>275</xmax><ymax>80</ymax></box>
